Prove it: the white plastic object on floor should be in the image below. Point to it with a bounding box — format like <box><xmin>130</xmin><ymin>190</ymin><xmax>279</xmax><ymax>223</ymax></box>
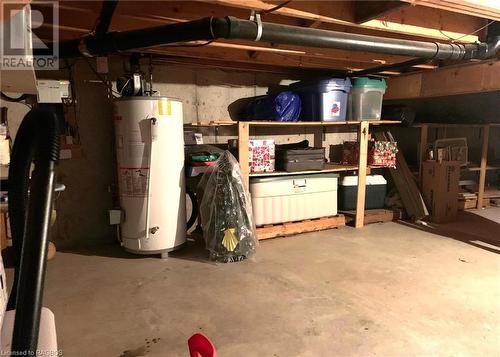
<box><xmin>114</xmin><ymin>97</ymin><xmax>186</xmax><ymax>255</ymax></box>
<box><xmin>0</xmin><ymin>308</ymin><xmax>58</xmax><ymax>354</ymax></box>
<box><xmin>250</xmin><ymin>174</ymin><xmax>338</xmax><ymax>226</ymax></box>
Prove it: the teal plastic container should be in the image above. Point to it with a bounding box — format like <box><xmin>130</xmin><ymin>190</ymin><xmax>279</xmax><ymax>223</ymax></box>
<box><xmin>348</xmin><ymin>78</ymin><xmax>387</xmax><ymax>120</ymax></box>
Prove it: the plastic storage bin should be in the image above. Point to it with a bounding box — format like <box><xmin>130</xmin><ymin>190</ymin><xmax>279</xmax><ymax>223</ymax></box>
<box><xmin>291</xmin><ymin>78</ymin><xmax>352</xmax><ymax>121</ymax></box>
<box><xmin>338</xmin><ymin>175</ymin><xmax>387</xmax><ymax>210</ymax></box>
<box><xmin>348</xmin><ymin>78</ymin><xmax>387</xmax><ymax>120</ymax></box>
<box><xmin>250</xmin><ymin>173</ymin><xmax>338</xmax><ymax>225</ymax></box>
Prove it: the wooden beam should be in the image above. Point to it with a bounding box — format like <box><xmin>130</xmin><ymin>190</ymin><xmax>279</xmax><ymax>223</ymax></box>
<box><xmin>385</xmin><ymin>60</ymin><xmax>500</xmax><ymax>100</ymax></box>
<box><xmin>238</xmin><ymin>121</ymin><xmax>250</xmax><ymax>191</ymax></box>
<box><xmin>43</xmin><ymin>0</ymin><xmax>487</xmax><ymax>45</ymax></box>
<box><xmin>144</xmin><ymin>45</ymin><xmax>376</xmax><ymax>71</ymax></box>
<box><xmin>477</xmin><ymin>124</ymin><xmax>490</xmax><ymax>209</ymax></box>
<box><xmin>418</xmin><ymin>124</ymin><xmax>429</xmax><ymax>186</ymax></box>
<box><xmin>150</xmin><ymin>55</ymin><xmax>331</xmax><ymax>76</ymax></box>
<box><xmin>400</xmin><ymin>0</ymin><xmax>500</xmax><ymax>21</ymax></box>
<box><xmin>195</xmin><ymin>0</ymin><xmax>482</xmax><ymax>42</ymax></box>
<box><xmin>354</xmin><ymin>1</ymin><xmax>409</xmax><ymax>24</ymax></box>
<box><xmin>379</xmin><ymin>4</ymin><xmax>490</xmax><ymax>41</ymax></box>
<box><xmin>355</xmin><ymin>121</ymin><xmax>369</xmax><ymax>228</ymax></box>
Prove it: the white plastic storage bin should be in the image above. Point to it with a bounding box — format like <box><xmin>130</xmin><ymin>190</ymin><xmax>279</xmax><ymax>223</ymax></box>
<box><xmin>250</xmin><ymin>173</ymin><xmax>338</xmax><ymax>226</ymax></box>
<box><xmin>338</xmin><ymin>175</ymin><xmax>387</xmax><ymax>210</ymax></box>
<box><xmin>348</xmin><ymin>78</ymin><xmax>387</xmax><ymax>120</ymax></box>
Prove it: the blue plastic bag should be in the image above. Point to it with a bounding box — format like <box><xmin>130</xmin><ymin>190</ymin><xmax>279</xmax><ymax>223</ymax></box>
<box><xmin>243</xmin><ymin>91</ymin><xmax>301</xmax><ymax>122</ymax></box>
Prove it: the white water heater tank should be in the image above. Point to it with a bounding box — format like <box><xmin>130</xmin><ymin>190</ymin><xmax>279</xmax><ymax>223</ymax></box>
<box><xmin>114</xmin><ymin>97</ymin><xmax>186</xmax><ymax>256</ymax></box>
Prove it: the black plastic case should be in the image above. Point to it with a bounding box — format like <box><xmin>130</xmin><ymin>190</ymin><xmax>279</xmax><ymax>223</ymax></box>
<box><xmin>276</xmin><ymin>147</ymin><xmax>325</xmax><ymax>172</ymax></box>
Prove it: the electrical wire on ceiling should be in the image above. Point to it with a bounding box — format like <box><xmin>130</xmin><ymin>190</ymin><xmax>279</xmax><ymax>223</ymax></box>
<box><xmin>439</xmin><ymin>20</ymin><xmax>495</xmax><ymax>43</ymax></box>
<box><xmin>260</xmin><ymin>0</ymin><xmax>293</xmax><ymax>15</ymax></box>
<box><xmin>160</xmin><ymin>40</ymin><xmax>214</xmax><ymax>48</ymax></box>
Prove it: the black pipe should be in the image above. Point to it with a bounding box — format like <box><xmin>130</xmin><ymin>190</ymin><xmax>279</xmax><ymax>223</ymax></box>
<box><xmin>94</xmin><ymin>0</ymin><xmax>119</xmax><ymax>35</ymax></box>
<box><xmin>8</xmin><ymin>109</ymin><xmax>60</xmax><ymax>354</ymax></box>
<box><xmin>39</xmin><ymin>17</ymin><xmax>221</xmax><ymax>57</ymax></box>
<box><xmin>38</xmin><ymin>16</ymin><xmax>500</xmax><ymax>61</ymax></box>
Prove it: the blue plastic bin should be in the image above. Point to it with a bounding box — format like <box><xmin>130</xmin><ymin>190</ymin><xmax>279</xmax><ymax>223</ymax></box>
<box><xmin>291</xmin><ymin>78</ymin><xmax>352</xmax><ymax>121</ymax></box>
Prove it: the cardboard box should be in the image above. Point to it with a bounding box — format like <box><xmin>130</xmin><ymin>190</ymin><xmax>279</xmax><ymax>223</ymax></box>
<box><xmin>422</xmin><ymin>161</ymin><xmax>460</xmax><ymax>223</ymax></box>
<box><xmin>248</xmin><ymin>139</ymin><xmax>275</xmax><ymax>173</ymax></box>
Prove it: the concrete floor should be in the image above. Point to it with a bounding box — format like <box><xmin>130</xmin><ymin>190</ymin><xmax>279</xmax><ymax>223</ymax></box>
<box><xmin>32</xmin><ymin>209</ymin><xmax>500</xmax><ymax>356</ymax></box>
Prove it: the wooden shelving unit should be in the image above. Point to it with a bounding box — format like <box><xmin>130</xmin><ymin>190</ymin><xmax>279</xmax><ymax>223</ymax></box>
<box><xmin>249</xmin><ymin>163</ymin><xmax>359</xmax><ymax>178</ymax></box>
<box><xmin>186</xmin><ymin>119</ymin><xmax>401</xmax><ymax>230</ymax></box>
<box><xmin>416</xmin><ymin>123</ymin><xmax>499</xmax><ymax>209</ymax></box>
<box><xmin>186</xmin><ymin>120</ymin><xmax>400</xmax><ymax>128</ymax></box>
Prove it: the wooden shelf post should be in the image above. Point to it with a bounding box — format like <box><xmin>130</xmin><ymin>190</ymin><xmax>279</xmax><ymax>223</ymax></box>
<box><xmin>418</xmin><ymin>124</ymin><xmax>428</xmax><ymax>186</ymax></box>
<box><xmin>477</xmin><ymin>124</ymin><xmax>490</xmax><ymax>209</ymax></box>
<box><xmin>355</xmin><ymin>121</ymin><xmax>369</xmax><ymax>228</ymax></box>
<box><xmin>238</xmin><ymin>121</ymin><xmax>250</xmax><ymax>190</ymax></box>
<box><xmin>313</xmin><ymin>127</ymin><xmax>323</xmax><ymax>148</ymax></box>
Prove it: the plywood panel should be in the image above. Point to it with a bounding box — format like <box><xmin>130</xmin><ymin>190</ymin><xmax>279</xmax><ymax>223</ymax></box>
<box><xmin>385</xmin><ymin>73</ymin><xmax>422</xmax><ymax>99</ymax></box>
<box><xmin>385</xmin><ymin>60</ymin><xmax>500</xmax><ymax>99</ymax></box>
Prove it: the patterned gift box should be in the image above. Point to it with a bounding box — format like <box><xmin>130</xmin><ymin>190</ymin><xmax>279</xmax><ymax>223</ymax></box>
<box><xmin>248</xmin><ymin>139</ymin><xmax>275</xmax><ymax>173</ymax></box>
<box><xmin>341</xmin><ymin>140</ymin><xmax>398</xmax><ymax>168</ymax></box>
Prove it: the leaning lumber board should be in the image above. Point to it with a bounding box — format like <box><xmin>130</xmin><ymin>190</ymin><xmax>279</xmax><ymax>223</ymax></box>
<box><xmin>256</xmin><ymin>215</ymin><xmax>345</xmax><ymax>240</ymax></box>
<box><xmin>374</xmin><ymin>130</ymin><xmax>428</xmax><ymax>221</ymax></box>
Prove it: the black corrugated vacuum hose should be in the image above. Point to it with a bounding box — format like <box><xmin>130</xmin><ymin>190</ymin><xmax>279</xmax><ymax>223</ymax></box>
<box><xmin>7</xmin><ymin>109</ymin><xmax>60</xmax><ymax>355</ymax></box>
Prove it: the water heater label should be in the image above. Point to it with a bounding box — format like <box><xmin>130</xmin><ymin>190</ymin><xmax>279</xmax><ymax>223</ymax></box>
<box><xmin>157</xmin><ymin>99</ymin><xmax>171</xmax><ymax>116</ymax></box>
<box><xmin>119</xmin><ymin>168</ymin><xmax>149</xmax><ymax>197</ymax></box>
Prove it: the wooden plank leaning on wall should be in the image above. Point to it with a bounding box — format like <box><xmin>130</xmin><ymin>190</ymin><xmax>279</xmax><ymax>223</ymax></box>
<box><xmin>477</xmin><ymin>124</ymin><xmax>490</xmax><ymax>209</ymax></box>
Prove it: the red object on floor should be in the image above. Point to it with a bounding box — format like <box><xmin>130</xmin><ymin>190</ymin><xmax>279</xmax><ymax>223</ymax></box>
<box><xmin>188</xmin><ymin>333</ymin><xmax>217</xmax><ymax>357</ymax></box>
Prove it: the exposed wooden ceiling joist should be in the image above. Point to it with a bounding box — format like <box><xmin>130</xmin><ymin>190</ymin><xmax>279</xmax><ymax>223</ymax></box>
<box><xmin>142</xmin><ymin>44</ymin><xmax>382</xmax><ymax>72</ymax></box>
<box><xmin>385</xmin><ymin>59</ymin><xmax>500</xmax><ymax>99</ymax></box>
<box><xmin>30</xmin><ymin>0</ymin><xmax>499</xmax><ymax>74</ymax></box>
<box><xmin>204</xmin><ymin>0</ymin><xmax>486</xmax><ymax>42</ymax></box>
<box><xmin>354</xmin><ymin>1</ymin><xmax>410</xmax><ymax>23</ymax></box>
<box><xmin>400</xmin><ymin>0</ymin><xmax>500</xmax><ymax>21</ymax></box>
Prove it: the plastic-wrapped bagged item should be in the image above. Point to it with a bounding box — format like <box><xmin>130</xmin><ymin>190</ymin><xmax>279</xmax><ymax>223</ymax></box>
<box><xmin>241</xmin><ymin>91</ymin><xmax>301</xmax><ymax>122</ymax></box>
<box><xmin>197</xmin><ymin>151</ymin><xmax>258</xmax><ymax>262</ymax></box>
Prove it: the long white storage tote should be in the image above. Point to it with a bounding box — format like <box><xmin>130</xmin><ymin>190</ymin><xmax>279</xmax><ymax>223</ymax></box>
<box><xmin>250</xmin><ymin>173</ymin><xmax>338</xmax><ymax>226</ymax></box>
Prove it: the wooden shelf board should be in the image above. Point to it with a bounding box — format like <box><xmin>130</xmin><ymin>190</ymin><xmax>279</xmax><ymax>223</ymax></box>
<box><xmin>463</xmin><ymin>165</ymin><xmax>500</xmax><ymax>172</ymax></box>
<box><xmin>185</xmin><ymin>120</ymin><xmax>401</xmax><ymax>128</ymax></box>
<box><xmin>249</xmin><ymin>164</ymin><xmax>359</xmax><ymax>177</ymax></box>
<box><xmin>414</xmin><ymin>123</ymin><xmax>500</xmax><ymax>128</ymax></box>
<box><xmin>246</xmin><ymin>120</ymin><xmax>401</xmax><ymax>127</ymax></box>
